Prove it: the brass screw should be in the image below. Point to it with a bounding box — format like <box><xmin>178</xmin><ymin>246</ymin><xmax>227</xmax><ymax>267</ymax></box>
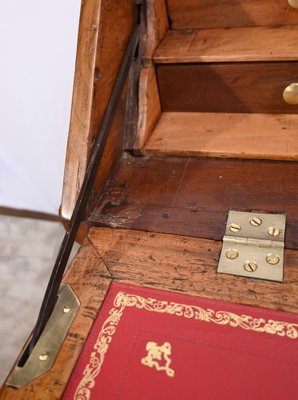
<box><xmin>266</xmin><ymin>254</ymin><xmax>280</xmax><ymax>265</ymax></box>
<box><xmin>267</xmin><ymin>226</ymin><xmax>281</xmax><ymax>237</ymax></box>
<box><xmin>226</xmin><ymin>249</ymin><xmax>239</xmax><ymax>260</ymax></box>
<box><xmin>63</xmin><ymin>305</ymin><xmax>71</xmax><ymax>314</ymax></box>
<box><xmin>229</xmin><ymin>223</ymin><xmax>241</xmax><ymax>233</ymax></box>
<box><xmin>250</xmin><ymin>216</ymin><xmax>262</xmax><ymax>227</ymax></box>
<box><xmin>244</xmin><ymin>262</ymin><xmax>258</xmax><ymax>273</ymax></box>
<box><xmin>39</xmin><ymin>353</ymin><xmax>49</xmax><ymax>362</ymax></box>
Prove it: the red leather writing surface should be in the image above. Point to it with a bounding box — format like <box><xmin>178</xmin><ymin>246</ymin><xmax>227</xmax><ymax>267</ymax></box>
<box><xmin>63</xmin><ymin>282</ymin><xmax>298</xmax><ymax>400</ymax></box>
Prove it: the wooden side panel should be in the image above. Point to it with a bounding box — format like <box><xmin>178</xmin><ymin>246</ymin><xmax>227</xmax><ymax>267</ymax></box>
<box><xmin>154</xmin><ymin>26</ymin><xmax>298</xmax><ymax>64</ymax></box>
<box><xmin>134</xmin><ymin>65</ymin><xmax>161</xmax><ymax>151</ymax></box>
<box><xmin>90</xmin><ymin>156</ymin><xmax>298</xmax><ymax>249</ymax></box>
<box><xmin>167</xmin><ymin>0</ymin><xmax>298</xmax><ymax>29</ymax></box>
<box><xmin>144</xmin><ymin>0</ymin><xmax>169</xmax><ymax>60</ymax></box>
<box><xmin>157</xmin><ymin>62</ymin><xmax>298</xmax><ymax>113</ymax></box>
<box><xmin>144</xmin><ymin>112</ymin><xmax>298</xmax><ymax>161</ymax></box>
<box><xmin>133</xmin><ymin>0</ymin><xmax>168</xmax><ymax>152</ymax></box>
<box><xmin>0</xmin><ymin>239</ymin><xmax>111</xmax><ymax>400</ymax></box>
<box><xmin>61</xmin><ymin>0</ymin><xmax>135</xmax><ymax>221</ymax></box>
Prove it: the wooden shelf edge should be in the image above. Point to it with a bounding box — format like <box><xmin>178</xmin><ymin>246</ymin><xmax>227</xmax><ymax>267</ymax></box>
<box><xmin>144</xmin><ymin>112</ymin><xmax>298</xmax><ymax>161</ymax></box>
<box><xmin>154</xmin><ymin>26</ymin><xmax>298</xmax><ymax>64</ymax></box>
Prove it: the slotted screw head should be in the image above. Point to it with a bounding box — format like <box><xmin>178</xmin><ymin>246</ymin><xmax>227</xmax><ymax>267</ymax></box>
<box><xmin>244</xmin><ymin>262</ymin><xmax>258</xmax><ymax>273</ymax></box>
<box><xmin>250</xmin><ymin>216</ymin><xmax>262</xmax><ymax>227</ymax></box>
<box><xmin>229</xmin><ymin>223</ymin><xmax>241</xmax><ymax>233</ymax></box>
<box><xmin>266</xmin><ymin>254</ymin><xmax>280</xmax><ymax>265</ymax></box>
<box><xmin>267</xmin><ymin>226</ymin><xmax>281</xmax><ymax>237</ymax></box>
<box><xmin>226</xmin><ymin>249</ymin><xmax>239</xmax><ymax>260</ymax></box>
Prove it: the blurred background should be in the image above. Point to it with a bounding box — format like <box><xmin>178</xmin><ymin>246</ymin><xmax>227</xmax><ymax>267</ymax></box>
<box><xmin>0</xmin><ymin>0</ymin><xmax>81</xmax><ymax>383</ymax></box>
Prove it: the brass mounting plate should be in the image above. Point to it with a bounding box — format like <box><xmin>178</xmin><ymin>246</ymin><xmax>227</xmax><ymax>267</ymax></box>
<box><xmin>218</xmin><ymin>211</ymin><xmax>286</xmax><ymax>282</ymax></box>
<box><xmin>6</xmin><ymin>283</ymin><xmax>80</xmax><ymax>388</ymax></box>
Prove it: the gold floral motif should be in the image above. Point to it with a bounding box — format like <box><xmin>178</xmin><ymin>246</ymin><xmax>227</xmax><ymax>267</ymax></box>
<box><xmin>74</xmin><ymin>291</ymin><xmax>298</xmax><ymax>399</ymax></box>
<box><xmin>141</xmin><ymin>341</ymin><xmax>175</xmax><ymax>378</ymax></box>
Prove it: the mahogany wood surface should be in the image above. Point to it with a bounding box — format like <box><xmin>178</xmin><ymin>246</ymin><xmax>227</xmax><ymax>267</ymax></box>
<box><xmin>167</xmin><ymin>0</ymin><xmax>298</xmax><ymax>29</ymax></box>
<box><xmin>2</xmin><ymin>226</ymin><xmax>298</xmax><ymax>399</ymax></box>
<box><xmin>90</xmin><ymin>155</ymin><xmax>298</xmax><ymax>250</ymax></box>
<box><xmin>154</xmin><ymin>26</ymin><xmax>298</xmax><ymax>64</ymax></box>
<box><xmin>157</xmin><ymin>62</ymin><xmax>298</xmax><ymax>114</ymax></box>
<box><xmin>144</xmin><ymin>112</ymin><xmax>298</xmax><ymax>161</ymax></box>
<box><xmin>61</xmin><ymin>0</ymin><xmax>135</xmax><ymax>221</ymax></box>
<box><xmin>0</xmin><ymin>239</ymin><xmax>111</xmax><ymax>400</ymax></box>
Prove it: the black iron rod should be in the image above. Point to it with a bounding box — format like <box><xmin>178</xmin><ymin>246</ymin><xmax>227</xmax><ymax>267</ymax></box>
<box><xmin>21</xmin><ymin>24</ymin><xmax>140</xmax><ymax>361</ymax></box>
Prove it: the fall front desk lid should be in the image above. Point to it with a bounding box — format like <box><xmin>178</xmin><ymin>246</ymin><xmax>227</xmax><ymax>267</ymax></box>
<box><xmin>63</xmin><ymin>282</ymin><xmax>298</xmax><ymax>400</ymax></box>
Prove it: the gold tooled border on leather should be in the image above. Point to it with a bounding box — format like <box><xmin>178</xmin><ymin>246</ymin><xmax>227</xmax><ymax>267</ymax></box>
<box><xmin>74</xmin><ymin>291</ymin><xmax>298</xmax><ymax>400</ymax></box>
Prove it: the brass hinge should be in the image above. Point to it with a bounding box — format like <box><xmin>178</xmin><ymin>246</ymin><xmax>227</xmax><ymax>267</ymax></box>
<box><xmin>6</xmin><ymin>283</ymin><xmax>80</xmax><ymax>388</ymax></box>
<box><xmin>218</xmin><ymin>211</ymin><xmax>286</xmax><ymax>282</ymax></box>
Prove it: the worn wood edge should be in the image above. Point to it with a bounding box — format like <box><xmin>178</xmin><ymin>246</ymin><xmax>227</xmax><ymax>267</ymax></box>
<box><xmin>144</xmin><ymin>0</ymin><xmax>169</xmax><ymax>61</ymax></box>
<box><xmin>88</xmin><ymin>227</ymin><xmax>298</xmax><ymax>314</ymax></box>
<box><xmin>60</xmin><ymin>0</ymin><xmax>101</xmax><ymax>221</ymax></box>
<box><xmin>134</xmin><ymin>65</ymin><xmax>161</xmax><ymax>151</ymax></box>
<box><xmin>154</xmin><ymin>26</ymin><xmax>298</xmax><ymax>64</ymax></box>
<box><xmin>61</xmin><ymin>0</ymin><xmax>135</xmax><ymax>222</ymax></box>
<box><xmin>89</xmin><ymin>155</ymin><xmax>298</xmax><ymax>250</ymax></box>
<box><xmin>167</xmin><ymin>0</ymin><xmax>298</xmax><ymax>30</ymax></box>
<box><xmin>133</xmin><ymin>0</ymin><xmax>168</xmax><ymax>152</ymax></box>
<box><xmin>0</xmin><ymin>238</ymin><xmax>111</xmax><ymax>400</ymax></box>
<box><xmin>143</xmin><ymin>112</ymin><xmax>298</xmax><ymax>161</ymax></box>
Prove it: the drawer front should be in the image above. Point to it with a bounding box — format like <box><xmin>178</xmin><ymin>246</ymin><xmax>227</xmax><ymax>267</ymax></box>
<box><xmin>168</xmin><ymin>0</ymin><xmax>298</xmax><ymax>29</ymax></box>
<box><xmin>157</xmin><ymin>62</ymin><xmax>298</xmax><ymax>114</ymax></box>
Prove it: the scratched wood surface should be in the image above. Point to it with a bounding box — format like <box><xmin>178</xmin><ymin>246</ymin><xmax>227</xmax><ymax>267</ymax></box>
<box><xmin>61</xmin><ymin>0</ymin><xmax>135</xmax><ymax>222</ymax></box>
<box><xmin>0</xmin><ymin>239</ymin><xmax>111</xmax><ymax>400</ymax></box>
<box><xmin>154</xmin><ymin>26</ymin><xmax>298</xmax><ymax>63</ymax></box>
<box><xmin>90</xmin><ymin>155</ymin><xmax>298</xmax><ymax>250</ymax></box>
<box><xmin>133</xmin><ymin>0</ymin><xmax>168</xmax><ymax>151</ymax></box>
<box><xmin>88</xmin><ymin>228</ymin><xmax>298</xmax><ymax>313</ymax></box>
<box><xmin>157</xmin><ymin>62</ymin><xmax>298</xmax><ymax>114</ymax></box>
<box><xmin>144</xmin><ymin>0</ymin><xmax>168</xmax><ymax>61</ymax></box>
<box><xmin>144</xmin><ymin>112</ymin><xmax>298</xmax><ymax>161</ymax></box>
<box><xmin>167</xmin><ymin>0</ymin><xmax>298</xmax><ymax>29</ymax></box>
<box><xmin>2</xmin><ymin>226</ymin><xmax>298</xmax><ymax>399</ymax></box>
<box><xmin>134</xmin><ymin>65</ymin><xmax>161</xmax><ymax>151</ymax></box>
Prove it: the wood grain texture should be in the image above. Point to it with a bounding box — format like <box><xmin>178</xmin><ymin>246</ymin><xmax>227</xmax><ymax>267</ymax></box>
<box><xmin>157</xmin><ymin>62</ymin><xmax>298</xmax><ymax>113</ymax></box>
<box><xmin>144</xmin><ymin>0</ymin><xmax>169</xmax><ymax>60</ymax></box>
<box><xmin>133</xmin><ymin>0</ymin><xmax>168</xmax><ymax>152</ymax></box>
<box><xmin>90</xmin><ymin>155</ymin><xmax>298</xmax><ymax>249</ymax></box>
<box><xmin>61</xmin><ymin>0</ymin><xmax>135</xmax><ymax>221</ymax></box>
<box><xmin>134</xmin><ymin>65</ymin><xmax>161</xmax><ymax>151</ymax></box>
<box><xmin>88</xmin><ymin>227</ymin><xmax>298</xmax><ymax>313</ymax></box>
<box><xmin>4</xmin><ymin>224</ymin><xmax>298</xmax><ymax>398</ymax></box>
<box><xmin>0</xmin><ymin>239</ymin><xmax>111</xmax><ymax>399</ymax></box>
<box><xmin>144</xmin><ymin>112</ymin><xmax>298</xmax><ymax>161</ymax></box>
<box><xmin>154</xmin><ymin>26</ymin><xmax>298</xmax><ymax>63</ymax></box>
<box><xmin>167</xmin><ymin>0</ymin><xmax>298</xmax><ymax>29</ymax></box>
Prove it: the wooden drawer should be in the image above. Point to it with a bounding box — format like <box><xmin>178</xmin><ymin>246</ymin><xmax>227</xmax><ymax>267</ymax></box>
<box><xmin>168</xmin><ymin>0</ymin><xmax>298</xmax><ymax>29</ymax></box>
<box><xmin>157</xmin><ymin>62</ymin><xmax>298</xmax><ymax>113</ymax></box>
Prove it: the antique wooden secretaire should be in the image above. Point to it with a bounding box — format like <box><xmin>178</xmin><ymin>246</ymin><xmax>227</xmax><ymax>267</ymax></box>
<box><xmin>2</xmin><ymin>1</ymin><xmax>298</xmax><ymax>399</ymax></box>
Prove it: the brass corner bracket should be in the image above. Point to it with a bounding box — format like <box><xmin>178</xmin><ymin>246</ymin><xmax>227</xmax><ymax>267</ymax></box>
<box><xmin>6</xmin><ymin>283</ymin><xmax>80</xmax><ymax>388</ymax></box>
<box><xmin>218</xmin><ymin>211</ymin><xmax>286</xmax><ymax>282</ymax></box>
